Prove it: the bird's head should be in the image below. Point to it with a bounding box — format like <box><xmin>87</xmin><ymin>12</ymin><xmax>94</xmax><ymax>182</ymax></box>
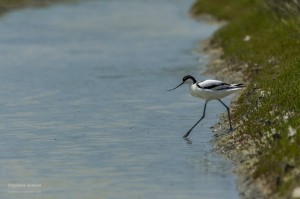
<box><xmin>182</xmin><ymin>75</ymin><xmax>196</xmax><ymax>85</ymax></box>
<box><xmin>167</xmin><ymin>75</ymin><xmax>197</xmax><ymax>91</ymax></box>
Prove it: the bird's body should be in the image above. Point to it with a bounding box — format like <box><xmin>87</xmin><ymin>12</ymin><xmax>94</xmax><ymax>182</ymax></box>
<box><xmin>189</xmin><ymin>79</ymin><xmax>244</xmax><ymax>101</ymax></box>
<box><xmin>168</xmin><ymin>75</ymin><xmax>244</xmax><ymax>138</ymax></box>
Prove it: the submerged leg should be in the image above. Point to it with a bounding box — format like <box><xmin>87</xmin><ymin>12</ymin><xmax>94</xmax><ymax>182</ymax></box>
<box><xmin>218</xmin><ymin>99</ymin><xmax>233</xmax><ymax>131</ymax></box>
<box><xmin>182</xmin><ymin>102</ymin><xmax>207</xmax><ymax>138</ymax></box>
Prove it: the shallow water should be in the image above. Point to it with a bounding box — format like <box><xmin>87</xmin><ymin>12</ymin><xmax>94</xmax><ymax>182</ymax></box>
<box><xmin>0</xmin><ymin>0</ymin><xmax>239</xmax><ymax>198</ymax></box>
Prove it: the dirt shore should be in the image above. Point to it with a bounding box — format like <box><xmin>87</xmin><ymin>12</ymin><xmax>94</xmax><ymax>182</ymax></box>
<box><xmin>197</xmin><ymin>23</ymin><xmax>267</xmax><ymax>199</ymax></box>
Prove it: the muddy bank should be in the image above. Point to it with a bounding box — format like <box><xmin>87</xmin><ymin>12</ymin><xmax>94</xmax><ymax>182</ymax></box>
<box><xmin>196</xmin><ymin>20</ymin><xmax>266</xmax><ymax>198</ymax></box>
<box><xmin>202</xmin><ymin>38</ymin><xmax>266</xmax><ymax>199</ymax></box>
<box><xmin>190</xmin><ymin>3</ymin><xmax>300</xmax><ymax>197</ymax></box>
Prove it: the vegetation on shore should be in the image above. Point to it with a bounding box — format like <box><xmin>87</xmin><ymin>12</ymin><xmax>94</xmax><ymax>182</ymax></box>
<box><xmin>191</xmin><ymin>0</ymin><xmax>300</xmax><ymax>198</ymax></box>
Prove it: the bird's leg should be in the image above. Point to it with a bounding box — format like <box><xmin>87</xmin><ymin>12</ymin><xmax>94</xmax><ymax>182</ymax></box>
<box><xmin>182</xmin><ymin>102</ymin><xmax>207</xmax><ymax>138</ymax></box>
<box><xmin>218</xmin><ymin>99</ymin><xmax>233</xmax><ymax>131</ymax></box>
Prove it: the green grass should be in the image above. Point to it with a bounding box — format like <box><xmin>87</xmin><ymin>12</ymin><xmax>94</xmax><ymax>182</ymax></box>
<box><xmin>190</xmin><ymin>0</ymin><xmax>263</xmax><ymax>20</ymax></box>
<box><xmin>191</xmin><ymin>0</ymin><xmax>300</xmax><ymax>197</ymax></box>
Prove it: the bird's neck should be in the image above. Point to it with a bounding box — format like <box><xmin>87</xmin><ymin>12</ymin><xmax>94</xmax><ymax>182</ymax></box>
<box><xmin>190</xmin><ymin>77</ymin><xmax>197</xmax><ymax>84</ymax></box>
<box><xmin>187</xmin><ymin>82</ymin><xmax>195</xmax><ymax>91</ymax></box>
<box><xmin>186</xmin><ymin>81</ymin><xmax>194</xmax><ymax>86</ymax></box>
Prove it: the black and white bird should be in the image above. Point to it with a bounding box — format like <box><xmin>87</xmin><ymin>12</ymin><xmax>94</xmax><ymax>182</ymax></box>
<box><xmin>168</xmin><ymin>75</ymin><xmax>245</xmax><ymax>138</ymax></box>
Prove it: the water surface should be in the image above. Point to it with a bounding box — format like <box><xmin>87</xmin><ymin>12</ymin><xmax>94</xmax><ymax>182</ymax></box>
<box><xmin>0</xmin><ymin>0</ymin><xmax>239</xmax><ymax>198</ymax></box>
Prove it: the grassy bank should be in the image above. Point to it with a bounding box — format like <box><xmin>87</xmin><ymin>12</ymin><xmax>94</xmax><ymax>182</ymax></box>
<box><xmin>191</xmin><ymin>0</ymin><xmax>300</xmax><ymax>198</ymax></box>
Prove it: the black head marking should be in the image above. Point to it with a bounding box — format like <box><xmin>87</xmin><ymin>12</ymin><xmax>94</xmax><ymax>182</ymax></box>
<box><xmin>182</xmin><ymin>75</ymin><xmax>197</xmax><ymax>84</ymax></box>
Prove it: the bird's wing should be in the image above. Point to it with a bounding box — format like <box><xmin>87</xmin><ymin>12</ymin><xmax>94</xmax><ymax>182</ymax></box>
<box><xmin>196</xmin><ymin>80</ymin><xmax>230</xmax><ymax>90</ymax></box>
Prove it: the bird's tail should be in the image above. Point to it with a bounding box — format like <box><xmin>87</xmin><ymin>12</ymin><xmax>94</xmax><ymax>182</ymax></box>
<box><xmin>232</xmin><ymin>83</ymin><xmax>245</xmax><ymax>88</ymax></box>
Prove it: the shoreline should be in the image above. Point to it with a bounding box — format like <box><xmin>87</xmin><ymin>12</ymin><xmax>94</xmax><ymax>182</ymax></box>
<box><xmin>190</xmin><ymin>0</ymin><xmax>300</xmax><ymax>196</ymax></box>
<box><xmin>196</xmin><ymin>17</ymin><xmax>265</xmax><ymax>199</ymax></box>
<box><xmin>191</xmin><ymin>0</ymin><xmax>300</xmax><ymax>197</ymax></box>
